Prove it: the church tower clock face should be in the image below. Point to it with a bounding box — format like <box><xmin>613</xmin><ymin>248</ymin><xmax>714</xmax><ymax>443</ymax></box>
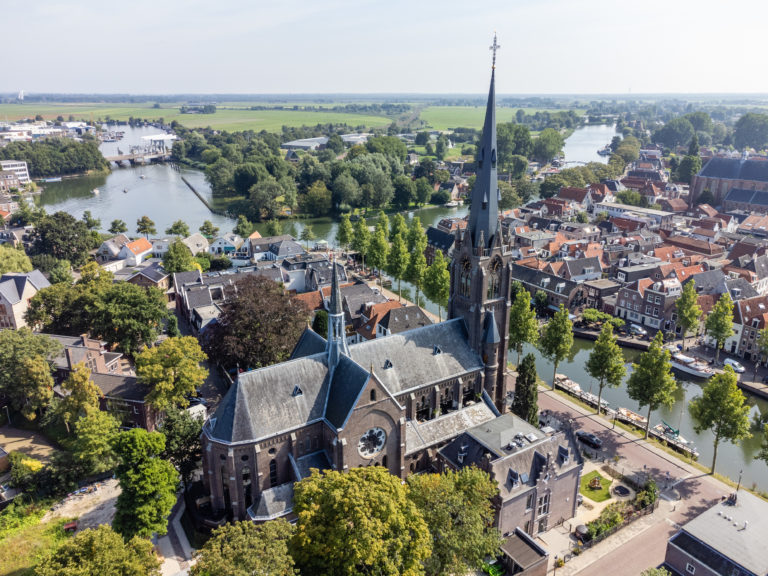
<box><xmin>358</xmin><ymin>427</ymin><xmax>387</xmax><ymax>458</ymax></box>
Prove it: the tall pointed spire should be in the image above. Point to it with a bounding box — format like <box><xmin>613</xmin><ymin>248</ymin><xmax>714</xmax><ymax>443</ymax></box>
<box><xmin>326</xmin><ymin>257</ymin><xmax>349</xmax><ymax>370</ymax></box>
<box><xmin>468</xmin><ymin>33</ymin><xmax>501</xmax><ymax>251</ymax></box>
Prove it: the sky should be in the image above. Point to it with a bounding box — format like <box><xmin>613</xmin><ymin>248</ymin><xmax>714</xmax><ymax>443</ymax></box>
<box><xmin>4</xmin><ymin>0</ymin><xmax>768</xmax><ymax>95</ymax></box>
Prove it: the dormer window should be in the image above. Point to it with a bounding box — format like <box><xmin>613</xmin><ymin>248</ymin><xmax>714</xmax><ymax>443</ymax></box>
<box><xmin>433</xmin><ymin>345</ymin><xmax>442</xmax><ymax>355</ymax></box>
<box><xmin>292</xmin><ymin>385</ymin><xmax>303</xmax><ymax>397</ymax></box>
<box><xmin>384</xmin><ymin>359</ymin><xmax>393</xmax><ymax>369</ymax></box>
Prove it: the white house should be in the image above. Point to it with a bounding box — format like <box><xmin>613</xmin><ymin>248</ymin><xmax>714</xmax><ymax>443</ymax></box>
<box><xmin>0</xmin><ymin>270</ymin><xmax>50</xmax><ymax>329</ymax></box>
<box><xmin>209</xmin><ymin>233</ymin><xmax>245</xmax><ymax>257</ymax></box>
<box><xmin>118</xmin><ymin>238</ymin><xmax>153</xmax><ymax>266</ymax></box>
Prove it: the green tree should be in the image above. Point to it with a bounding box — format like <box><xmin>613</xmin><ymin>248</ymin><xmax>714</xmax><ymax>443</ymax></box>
<box><xmin>72</xmin><ymin>409</ymin><xmax>120</xmax><ymax>475</ymax></box>
<box><xmin>108</xmin><ymin>219</ymin><xmax>128</xmax><ymax>235</ymax></box>
<box><xmin>575</xmin><ymin>211</ymin><xmax>589</xmax><ymax>223</ymax></box>
<box><xmin>586</xmin><ymin>323</ymin><xmax>626</xmax><ymax>415</ymax></box>
<box><xmin>511</xmin><ymin>353</ymin><xmax>539</xmax><ymax>426</ymax></box>
<box><xmin>532</xmin><ymin>128</ymin><xmax>564</xmax><ymax>163</ymax></box>
<box><xmin>312</xmin><ymin>309</ymin><xmax>328</xmax><ymax>336</ymax></box>
<box><xmin>136</xmin><ymin>336</ymin><xmax>208</xmax><ymax>411</ymax></box>
<box><xmin>368</xmin><ymin>229</ymin><xmax>390</xmax><ymax>285</ymax></box>
<box><xmin>336</xmin><ymin>213</ymin><xmax>354</xmax><ymax>252</ymax></box>
<box><xmin>676</xmin><ymin>280</ymin><xmax>702</xmax><ymax>350</ymax></box>
<box><xmin>162</xmin><ymin>239</ymin><xmax>196</xmax><ymax>274</ymax></box>
<box><xmin>415</xmin><ymin>177</ymin><xmax>433</xmax><ymax>205</ymax></box>
<box><xmin>423</xmin><ymin>250</ymin><xmax>450</xmax><ymax>321</ymax></box>
<box><xmin>36</xmin><ymin>525</ymin><xmax>161</xmax><ymax>576</ymax></box>
<box><xmin>653</xmin><ymin>117</ymin><xmax>695</xmax><ymax>147</ymax></box>
<box><xmin>626</xmin><ymin>332</ymin><xmax>678</xmax><ymax>438</ymax></box>
<box><xmin>32</xmin><ymin>211</ymin><xmax>96</xmax><ymax>266</ymax></box>
<box><xmin>159</xmin><ymin>407</ymin><xmax>203</xmax><ymax>490</ymax></box>
<box><xmin>0</xmin><ymin>329</ymin><xmax>60</xmax><ymax>419</ymax></box>
<box><xmin>291</xmin><ymin>467</ymin><xmax>430</xmax><ymax>576</ymax></box>
<box><xmin>203</xmin><ymin>275</ymin><xmax>308</xmax><ymax>370</ymax></box>
<box><xmin>387</xmin><ymin>232</ymin><xmax>409</xmax><ymax>302</ymax></box>
<box><xmin>192</xmin><ymin>519</ymin><xmax>297</xmax><ymax>576</ymax></box>
<box><xmin>508</xmin><ymin>289</ymin><xmax>538</xmax><ymax>365</ymax></box>
<box><xmin>406</xmin><ymin>218</ymin><xmax>427</xmax><ymax>303</ymax></box>
<box><xmin>56</xmin><ymin>362</ymin><xmax>101</xmax><ymax>433</ymax></box>
<box><xmin>705</xmin><ymin>292</ymin><xmax>734</xmax><ymax>363</ymax></box>
<box><xmin>375</xmin><ymin>210</ymin><xmax>389</xmax><ymax>236</ymax></box>
<box><xmin>165</xmin><ymin>219</ymin><xmax>190</xmax><ymax>237</ymax></box>
<box><xmin>498</xmin><ymin>180</ymin><xmax>522</xmax><ymax>209</ymax></box>
<box><xmin>136</xmin><ymin>215</ymin><xmax>156</xmax><ymax>239</ymax></box>
<box><xmin>199</xmin><ymin>220</ymin><xmax>219</xmax><ymax>239</ymax></box>
<box><xmin>16</xmin><ymin>355</ymin><xmax>56</xmax><ymax>420</ymax></box>
<box><xmin>689</xmin><ymin>367</ymin><xmax>751</xmax><ymax>474</ymax></box>
<box><xmin>407</xmin><ymin>468</ymin><xmax>502</xmax><ymax>576</ymax></box>
<box><xmin>733</xmin><ymin>112</ymin><xmax>768</xmax><ymax>151</ymax></box>
<box><xmin>300</xmin><ymin>181</ymin><xmax>332</xmax><ymax>216</ymax></box>
<box><xmin>539</xmin><ymin>304</ymin><xmax>574</xmax><ymax>389</ymax></box>
<box><xmin>0</xmin><ymin>244</ymin><xmax>32</xmax><ymax>274</ymax></box>
<box><xmin>389</xmin><ymin>213</ymin><xmax>407</xmax><ymax>242</ymax></box>
<box><xmin>677</xmin><ymin>154</ymin><xmax>702</xmax><ymax>185</ymax></box>
<box><xmin>48</xmin><ymin>259</ymin><xmax>73</xmax><ymax>284</ymax></box>
<box><xmin>265</xmin><ymin>219</ymin><xmax>283</xmax><ymax>236</ymax></box>
<box><xmin>81</xmin><ymin>210</ymin><xmax>100</xmax><ymax>231</ymax></box>
<box><xmin>533</xmin><ymin>290</ymin><xmax>549</xmax><ymax>316</ymax></box>
<box><xmin>393</xmin><ymin>174</ymin><xmax>415</xmax><ymax>210</ymax></box>
<box><xmin>754</xmin><ymin>327</ymin><xmax>768</xmax><ymax>382</ymax></box>
<box><xmin>352</xmin><ymin>217</ymin><xmax>371</xmax><ymax>270</ymax></box>
<box><xmin>89</xmin><ymin>283</ymin><xmax>168</xmax><ymax>356</ymax></box>
<box><xmin>111</xmin><ymin>428</ymin><xmax>179</xmax><ymax>539</ymax></box>
<box><xmin>299</xmin><ymin>224</ymin><xmax>315</xmax><ymax>249</ymax></box>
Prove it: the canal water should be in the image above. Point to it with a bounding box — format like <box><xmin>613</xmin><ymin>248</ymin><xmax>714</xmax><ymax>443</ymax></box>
<box><xmin>562</xmin><ymin>123</ymin><xmax>617</xmax><ymax>165</ymax></box>
<box><xmin>519</xmin><ymin>339</ymin><xmax>768</xmax><ymax>492</ymax></box>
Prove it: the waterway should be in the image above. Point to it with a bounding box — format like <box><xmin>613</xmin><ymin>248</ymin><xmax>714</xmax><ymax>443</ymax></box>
<box><xmin>562</xmin><ymin>123</ymin><xmax>617</xmax><ymax>165</ymax></box>
<box><xmin>518</xmin><ymin>339</ymin><xmax>768</xmax><ymax>492</ymax></box>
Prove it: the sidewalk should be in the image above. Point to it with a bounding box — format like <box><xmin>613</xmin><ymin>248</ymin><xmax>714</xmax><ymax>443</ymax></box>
<box><xmin>156</xmin><ymin>496</ymin><xmax>195</xmax><ymax>576</ymax></box>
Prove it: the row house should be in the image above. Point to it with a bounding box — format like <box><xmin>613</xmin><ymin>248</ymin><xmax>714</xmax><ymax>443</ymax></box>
<box><xmin>544</xmin><ymin>257</ymin><xmax>602</xmax><ymax>283</ymax></box>
<box><xmin>731</xmin><ymin>295</ymin><xmax>768</xmax><ymax>361</ymax></box>
<box><xmin>736</xmin><ymin>213</ymin><xmax>768</xmax><ymax>237</ymax></box>
<box><xmin>250</xmin><ymin>234</ymin><xmax>305</xmax><ymax>262</ymax></box>
<box><xmin>555</xmin><ymin>186</ymin><xmax>593</xmax><ymax>211</ymax></box>
<box><xmin>0</xmin><ymin>270</ymin><xmax>50</xmax><ymax>329</ymax></box>
<box><xmin>210</xmin><ymin>233</ymin><xmax>248</xmax><ymax>259</ymax></box>
<box><xmin>722</xmin><ymin>254</ymin><xmax>768</xmax><ymax>295</ymax></box>
<box><xmin>541</xmin><ymin>198</ymin><xmax>574</xmax><ymax>219</ymax></box>
<box><xmin>583</xmin><ymin>278</ymin><xmax>621</xmax><ymax>312</ymax></box>
<box><xmin>557</xmin><ymin>222</ymin><xmax>600</xmax><ymax>242</ymax></box>
<box><xmin>615</xmin><ymin>278</ymin><xmax>682</xmax><ymax>333</ymax></box>
<box><xmin>595</xmin><ymin>202</ymin><xmax>674</xmax><ymax>229</ymax></box>
<box><xmin>558</xmin><ymin>240</ymin><xmax>603</xmax><ymax>260</ymax></box>
<box><xmin>151</xmin><ymin>233</ymin><xmax>210</xmax><ymax>258</ymax></box>
<box><xmin>511</xmin><ymin>264</ymin><xmax>585</xmax><ymax>312</ymax></box>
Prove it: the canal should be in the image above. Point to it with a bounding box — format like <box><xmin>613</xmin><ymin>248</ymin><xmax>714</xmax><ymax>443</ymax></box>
<box><xmin>518</xmin><ymin>339</ymin><xmax>768</xmax><ymax>492</ymax></box>
<box><xmin>562</xmin><ymin>123</ymin><xmax>617</xmax><ymax>165</ymax></box>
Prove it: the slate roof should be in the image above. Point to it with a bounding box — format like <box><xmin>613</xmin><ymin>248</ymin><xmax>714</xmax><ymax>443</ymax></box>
<box><xmin>271</xmin><ymin>239</ymin><xmax>304</xmax><ymax>258</ymax></box>
<box><xmin>699</xmin><ymin>157</ymin><xmax>768</xmax><ymax>183</ymax></box>
<box><xmin>324</xmin><ymin>355</ymin><xmax>370</xmax><ymax>429</ymax></box>
<box><xmin>378</xmin><ymin>306</ymin><xmax>432</xmax><ymax>334</ymax></box>
<box><xmin>0</xmin><ymin>270</ymin><xmax>50</xmax><ymax>304</ymax></box>
<box><xmin>91</xmin><ymin>373</ymin><xmax>150</xmax><ymax>402</ymax></box>
<box><xmin>294</xmin><ymin>450</ymin><xmax>331</xmax><ymax>480</ymax></box>
<box><xmin>291</xmin><ymin>327</ymin><xmax>327</xmax><ymax>359</ymax></box>
<box><xmin>348</xmin><ymin>319</ymin><xmax>482</xmax><ymax>395</ymax></box>
<box><xmin>426</xmin><ymin>226</ymin><xmax>455</xmax><ymax>255</ymax></box>
<box><xmin>248</xmin><ymin>483</ymin><xmax>294</xmax><ymax>521</ymax></box>
<box><xmin>341</xmin><ymin>283</ymin><xmax>388</xmax><ymax>321</ymax></box>
<box><xmin>563</xmin><ymin>257</ymin><xmax>601</xmax><ymax>278</ymax></box>
<box><xmin>405</xmin><ymin>402</ymin><xmax>496</xmax><ymax>455</ymax></box>
<box><xmin>129</xmin><ymin>262</ymin><xmax>168</xmax><ymax>283</ymax></box>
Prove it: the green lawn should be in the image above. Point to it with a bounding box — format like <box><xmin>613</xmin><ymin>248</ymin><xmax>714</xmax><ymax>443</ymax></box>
<box><xmin>419</xmin><ymin>106</ymin><xmax>586</xmax><ymax>130</ymax></box>
<box><xmin>579</xmin><ymin>470</ymin><xmax>612</xmax><ymax>502</ymax></box>
<box><xmin>0</xmin><ymin>103</ymin><xmax>393</xmax><ymax>133</ymax></box>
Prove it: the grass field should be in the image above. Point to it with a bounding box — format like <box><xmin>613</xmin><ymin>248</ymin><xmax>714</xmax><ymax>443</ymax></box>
<box><xmin>419</xmin><ymin>105</ymin><xmax>586</xmax><ymax>130</ymax></box>
<box><xmin>0</xmin><ymin>103</ymin><xmax>394</xmax><ymax>133</ymax></box>
<box><xmin>580</xmin><ymin>470</ymin><xmax>613</xmax><ymax>503</ymax></box>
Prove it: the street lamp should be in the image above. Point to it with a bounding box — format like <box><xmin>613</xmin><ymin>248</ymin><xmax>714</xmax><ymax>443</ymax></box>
<box><xmin>737</xmin><ymin>469</ymin><xmax>743</xmax><ymax>493</ymax></box>
<box><xmin>554</xmin><ymin>555</ymin><xmax>558</xmax><ymax>576</ymax></box>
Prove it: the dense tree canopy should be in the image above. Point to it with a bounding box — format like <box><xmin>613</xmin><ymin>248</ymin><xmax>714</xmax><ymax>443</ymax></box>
<box><xmin>733</xmin><ymin>113</ymin><xmax>768</xmax><ymax>151</ymax></box>
<box><xmin>192</xmin><ymin>520</ymin><xmax>297</xmax><ymax>576</ymax></box>
<box><xmin>159</xmin><ymin>407</ymin><xmax>203</xmax><ymax>489</ymax></box>
<box><xmin>136</xmin><ymin>336</ymin><xmax>208</xmax><ymax>411</ymax></box>
<box><xmin>32</xmin><ymin>211</ymin><xmax>97</xmax><ymax>266</ymax></box>
<box><xmin>0</xmin><ymin>244</ymin><xmax>33</xmax><ymax>274</ymax></box>
<box><xmin>0</xmin><ymin>138</ymin><xmax>108</xmax><ymax>177</ymax></box>
<box><xmin>36</xmin><ymin>525</ymin><xmax>160</xmax><ymax>576</ymax></box>
<box><xmin>653</xmin><ymin>117</ymin><xmax>695</xmax><ymax>147</ymax></box>
<box><xmin>203</xmin><ymin>275</ymin><xmax>309</xmax><ymax>370</ymax></box>
<box><xmin>291</xmin><ymin>467</ymin><xmax>431</xmax><ymax>576</ymax></box>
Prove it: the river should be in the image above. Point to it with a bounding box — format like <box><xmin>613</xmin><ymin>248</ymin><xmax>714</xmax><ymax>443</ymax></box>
<box><xmin>562</xmin><ymin>123</ymin><xmax>617</xmax><ymax>165</ymax></box>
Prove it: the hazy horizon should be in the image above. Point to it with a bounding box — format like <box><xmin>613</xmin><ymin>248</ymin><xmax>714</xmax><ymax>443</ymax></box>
<box><xmin>5</xmin><ymin>0</ymin><xmax>768</xmax><ymax>95</ymax></box>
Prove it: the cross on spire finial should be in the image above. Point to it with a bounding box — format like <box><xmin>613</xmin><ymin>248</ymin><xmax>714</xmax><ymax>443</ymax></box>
<box><xmin>490</xmin><ymin>32</ymin><xmax>500</xmax><ymax>70</ymax></box>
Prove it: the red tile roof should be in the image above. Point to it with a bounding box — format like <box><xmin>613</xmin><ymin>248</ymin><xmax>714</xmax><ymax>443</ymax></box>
<box><xmin>125</xmin><ymin>238</ymin><xmax>152</xmax><ymax>255</ymax></box>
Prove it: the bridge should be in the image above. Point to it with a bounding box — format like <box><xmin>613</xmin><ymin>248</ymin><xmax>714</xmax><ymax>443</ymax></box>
<box><xmin>104</xmin><ymin>133</ymin><xmax>176</xmax><ymax>165</ymax></box>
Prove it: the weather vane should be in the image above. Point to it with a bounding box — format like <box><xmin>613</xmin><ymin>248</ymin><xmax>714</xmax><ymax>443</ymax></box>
<box><xmin>490</xmin><ymin>32</ymin><xmax>500</xmax><ymax>69</ymax></box>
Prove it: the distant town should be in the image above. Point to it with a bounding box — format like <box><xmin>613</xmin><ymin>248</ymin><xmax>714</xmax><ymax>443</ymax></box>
<box><xmin>3</xmin><ymin>51</ymin><xmax>768</xmax><ymax>576</ymax></box>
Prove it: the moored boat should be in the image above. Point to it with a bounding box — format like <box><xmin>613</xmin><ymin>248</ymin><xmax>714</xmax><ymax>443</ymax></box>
<box><xmin>617</xmin><ymin>406</ymin><xmax>648</xmax><ymax>428</ymax></box>
<box><xmin>670</xmin><ymin>352</ymin><xmax>716</xmax><ymax>379</ymax></box>
<box><xmin>92</xmin><ymin>188</ymin><xmax>100</xmax><ymax>195</ymax></box>
<box><xmin>650</xmin><ymin>422</ymin><xmax>699</xmax><ymax>459</ymax></box>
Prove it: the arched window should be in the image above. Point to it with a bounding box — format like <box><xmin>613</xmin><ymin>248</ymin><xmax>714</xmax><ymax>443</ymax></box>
<box><xmin>382</xmin><ymin>455</ymin><xmax>388</xmax><ymax>469</ymax></box>
<box><xmin>487</xmin><ymin>258</ymin><xmax>502</xmax><ymax>299</ymax></box>
<box><xmin>370</xmin><ymin>389</ymin><xmax>377</xmax><ymax>402</ymax></box>
<box><xmin>460</xmin><ymin>259</ymin><xmax>472</xmax><ymax>298</ymax></box>
<box><xmin>241</xmin><ymin>466</ymin><xmax>251</xmax><ymax>486</ymax></box>
<box><xmin>269</xmin><ymin>459</ymin><xmax>278</xmax><ymax>487</ymax></box>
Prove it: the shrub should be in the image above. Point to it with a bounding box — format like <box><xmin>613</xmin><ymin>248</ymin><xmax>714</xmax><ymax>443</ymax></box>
<box><xmin>586</xmin><ymin>502</ymin><xmax>624</xmax><ymax>541</ymax></box>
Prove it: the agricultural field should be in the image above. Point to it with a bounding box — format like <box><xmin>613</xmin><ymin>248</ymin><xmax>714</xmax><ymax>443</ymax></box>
<box><xmin>420</xmin><ymin>105</ymin><xmax>586</xmax><ymax>130</ymax></box>
<box><xmin>0</xmin><ymin>103</ymin><xmax>394</xmax><ymax>132</ymax></box>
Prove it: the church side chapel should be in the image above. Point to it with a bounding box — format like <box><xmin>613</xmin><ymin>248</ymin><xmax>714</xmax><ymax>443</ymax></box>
<box><xmin>200</xmin><ymin>38</ymin><xmax>582</xmax><ymax>534</ymax></box>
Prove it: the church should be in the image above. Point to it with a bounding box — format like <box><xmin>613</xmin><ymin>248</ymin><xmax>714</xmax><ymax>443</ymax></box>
<box><xmin>200</xmin><ymin>45</ymin><xmax>581</xmax><ymax>531</ymax></box>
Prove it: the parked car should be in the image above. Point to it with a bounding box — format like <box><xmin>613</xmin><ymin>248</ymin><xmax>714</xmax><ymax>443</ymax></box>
<box><xmin>724</xmin><ymin>358</ymin><xmax>746</xmax><ymax>373</ymax></box>
<box><xmin>629</xmin><ymin>324</ymin><xmax>647</xmax><ymax>337</ymax></box>
<box><xmin>482</xmin><ymin>558</ymin><xmax>506</xmax><ymax>576</ymax></box>
<box><xmin>575</xmin><ymin>430</ymin><xmax>603</xmax><ymax>449</ymax></box>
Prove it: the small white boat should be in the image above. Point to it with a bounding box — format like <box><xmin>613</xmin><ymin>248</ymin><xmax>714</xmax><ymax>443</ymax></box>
<box><xmin>670</xmin><ymin>352</ymin><xmax>716</xmax><ymax>379</ymax></box>
<box><xmin>92</xmin><ymin>188</ymin><xmax>100</xmax><ymax>195</ymax></box>
<box><xmin>444</xmin><ymin>201</ymin><xmax>459</xmax><ymax>208</ymax></box>
<box><xmin>140</xmin><ymin>174</ymin><xmax>146</xmax><ymax>179</ymax></box>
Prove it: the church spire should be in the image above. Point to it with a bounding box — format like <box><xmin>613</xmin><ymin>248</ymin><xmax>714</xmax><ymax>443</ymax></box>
<box><xmin>468</xmin><ymin>33</ymin><xmax>501</xmax><ymax>251</ymax></box>
<box><xmin>327</xmin><ymin>258</ymin><xmax>349</xmax><ymax>369</ymax></box>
